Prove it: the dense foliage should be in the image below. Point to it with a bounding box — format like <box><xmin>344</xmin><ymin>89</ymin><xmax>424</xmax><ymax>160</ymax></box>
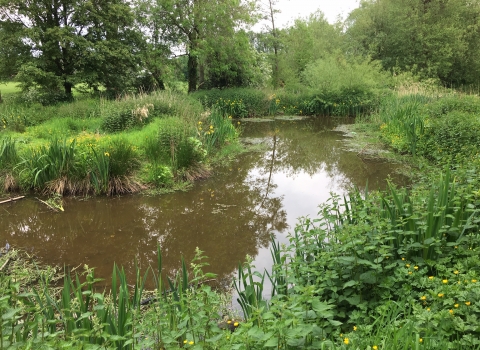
<box><xmin>345</xmin><ymin>0</ymin><xmax>480</xmax><ymax>86</ymax></box>
<box><xmin>0</xmin><ymin>92</ymin><xmax>239</xmax><ymax>195</ymax></box>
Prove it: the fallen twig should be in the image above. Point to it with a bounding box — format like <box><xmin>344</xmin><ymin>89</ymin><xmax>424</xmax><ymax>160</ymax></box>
<box><xmin>0</xmin><ymin>196</ymin><xmax>25</xmax><ymax>205</ymax></box>
<box><xmin>0</xmin><ymin>249</ymin><xmax>13</xmax><ymax>272</ymax></box>
<box><xmin>35</xmin><ymin>197</ymin><xmax>59</xmax><ymax>212</ymax></box>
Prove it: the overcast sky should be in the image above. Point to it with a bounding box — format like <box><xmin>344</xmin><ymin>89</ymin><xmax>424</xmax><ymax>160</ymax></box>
<box><xmin>257</xmin><ymin>0</ymin><xmax>360</xmax><ymax>29</ymax></box>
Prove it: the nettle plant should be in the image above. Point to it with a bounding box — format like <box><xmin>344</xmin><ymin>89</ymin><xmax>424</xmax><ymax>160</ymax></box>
<box><xmin>281</xmin><ymin>175</ymin><xmax>479</xmax><ymax>345</ymax></box>
<box><xmin>234</xmin><ymin>171</ymin><xmax>480</xmax><ymax>348</ymax></box>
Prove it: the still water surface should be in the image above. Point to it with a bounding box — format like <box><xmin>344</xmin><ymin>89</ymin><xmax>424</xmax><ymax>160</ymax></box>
<box><xmin>1</xmin><ymin>117</ymin><xmax>407</xmax><ymax>289</ymax></box>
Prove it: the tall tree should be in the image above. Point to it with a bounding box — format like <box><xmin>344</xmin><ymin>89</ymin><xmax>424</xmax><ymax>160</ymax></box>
<box><xmin>0</xmin><ymin>0</ymin><xmax>143</xmax><ymax>97</ymax></box>
<box><xmin>151</xmin><ymin>0</ymin><xmax>257</xmax><ymax>92</ymax></box>
<box><xmin>277</xmin><ymin>12</ymin><xmax>340</xmax><ymax>87</ymax></box>
<box><xmin>346</xmin><ymin>0</ymin><xmax>480</xmax><ymax>85</ymax></box>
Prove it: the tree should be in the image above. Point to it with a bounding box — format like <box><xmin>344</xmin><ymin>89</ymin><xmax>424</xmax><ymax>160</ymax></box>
<box><xmin>277</xmin><ymin>12</ymin><xmax>341</xmax><ymax>88</ymax></box>
<box><xmin>0</xmin><ymin>0</ymin><xmax>144</xmax><ymax>97</ymax></box>
<box><xmin>0</xmin><ymin>23</ymin><xmax>30</xmax><ymax>81</ymax></box>
<box><xmin>151</xmin><ymin>0</ymin><xmax>257</xmax><ymax>92</ymax></box>
<box><xmin>79</xmin><ymin>0</ymin><xmax>144</xmax><ymax>95</ymax></box>
<box><xmin>345</xmin><ymin>0</ymin><xmax>480</xmax><ymax>85</ymax></box>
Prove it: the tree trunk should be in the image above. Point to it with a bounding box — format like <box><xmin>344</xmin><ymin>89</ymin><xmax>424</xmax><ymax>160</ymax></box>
<box><xmin>64</xmin><ymin>81</ymin><xmax>73</xmax><ymax>96</ymax></box>
<box><xmin>268</xmin><ymin>0</ymin><xmax>279</xmax><ymax>89</ymax></box>
<box><xmin>198</xmin><ymin>63</ymin><xmax>205</xmax><ymax>89</ymax></box>
<box><xmin>188</xmin><ymin>53</ymin><xmax>198</xmax><ymax>92</ymax></box>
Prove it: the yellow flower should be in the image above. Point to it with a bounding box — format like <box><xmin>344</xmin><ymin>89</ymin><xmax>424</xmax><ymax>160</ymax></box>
<box><xmin>454</xmin><ymin>270</ymin><xmax>459</xmax><ymax>275</ymax></box>
<box><xmin>472</xmin><ymin>279</ymin><xmax>477</xmax><ymax>283</ymax></box>
<box><xmin>373</xmin><ymin>346</ymin><xmax>378</xmax><ymax>350</ymax></box>
<box><xmin>420</xmin><ymin>296</ymin><xmax>426</xmax><ymax>300</ymax></box>
<box><xmin>429</xmin><ymin>276</ymin><xmax>434</xmax><ymax>280</ymax></box>
<box><xmin>198</xmin><ymin>121</ymin><xmax>202</xmax><ymax>124</ymax></box>
<box><xmin>237</xmin><ymin>122</ymin><xmax>241</xmax><ymax>125</ymax></box>
<box><xmin>402</xmin><ymin>257</ymin><xmax>405</xmax><ymax>261</ymax></box>
<box><xmin>228</xmin><ymin>116</ymin><xmax>232</xmax><ymax>119</ymax></box>
<box><xmin>408</xmin><ymin>271</ymin><xmax>412</xmax><ymax>275</ymax></box>
<box><xmin>465</xmin><ymin>301</ymin><xmax>471</xmax><ymax>306</ymax></box>
<box><xmin>427</xmin><ymin>308</ymin><xmax>431</xmax><ymax>311</ymax></box>
<box><xmin>210</xmin><ymin>125</ymin><xmax>214</xmax><ymax>129</ymax></box>
<box><xmin>234</xmin><ymin>322</ymin><xmax>239</xmax><ymax>327</ymax></box>
<box><xmin>104</xmin><ymin>152</ymin><xmax>110</xmax><ymax>157</ymax></box>
<box><xmin>343</xmin><ymin>338</ymin><xmax>349</xmax><ymax>345</ymax></box>
<box><xmin>442</xmin><ymin>279</ymin><xmax>448</xmax><ymax>284</ymax></box>
<box><xmin>414</xmin><ymin>266</ymin><xmax>419</xmax><ymax>270</ymax></box>
<box><xmin>189</xmin><ymin>341</ymin><xmax>194</xmax><ymax>345</ymax></box>
<box><xmin>227</xmin><ymin>320</ymin><xmax>231</xmax><ymax>324</ymax></box>
<box><xmin>419</xmin><ymin>338</ymin><xmax>423</xmax><ymax>343</ymax></box>
<box><xmin>184</xmin><ymin>340</ymin><xmax>187</xmax><ymax>344</ymax></box>
<box><xmin>454</xmin><ymin>304</ymin><xmax>459</xmax><ymax>308</ymax></box>
<box><xmin>406</xmin><ymin>264</ymin><xmax>410</xmax><ymax>268</ymax></box>
<box><xmin>449</xmin><ymin>309</ymin><xmax>454</xmax><ymax>315</ymax></box>
<box><xmin>438</xmin><ymin>293</ymin><xmax>444</xmax><ymax>297</ymax></box>
<box><xmin>353</xmin><ymin>326</ymin><xmax>357</xmax><ymax>331</ymax></box>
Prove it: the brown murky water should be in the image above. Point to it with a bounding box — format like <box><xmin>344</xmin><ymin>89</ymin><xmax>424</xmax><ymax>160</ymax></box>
<box><xmin>0</xmin><ymin>117</ymin><xmax>407</xmax><ymax>289</ymax></box>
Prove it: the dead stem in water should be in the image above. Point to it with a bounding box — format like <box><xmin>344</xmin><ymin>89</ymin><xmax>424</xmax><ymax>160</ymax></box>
<box><xmin>107</xmin><ymin>175</ymin><xmax>147</xmax><ymax>196</ymax></box>
<box><xmin>3</xmin><ymin>172</ymin><xmax>18</xmax><ymax>192</ymax></box>
<box><xmin>180</xmin><ymin>163</ymin><xmax>212</xmax><ymax>182</ymax></box>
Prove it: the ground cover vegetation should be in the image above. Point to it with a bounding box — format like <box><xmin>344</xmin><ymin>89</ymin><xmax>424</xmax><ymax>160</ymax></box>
<box><xmin>0</xmin><ymin>92</ymin><xmax>239</xmax><ymax>195</ymax></box>
<box><xmin>2</xmin><ymin>0</ymin><xmax>480</xmax><ymax>348</ymax></box>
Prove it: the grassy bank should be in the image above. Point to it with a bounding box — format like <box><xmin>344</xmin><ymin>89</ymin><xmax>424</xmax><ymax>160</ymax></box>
<box><xmin>0</xmin><ymin>91</ymin><xmax>240</xmax><ymax>196</ymax></box>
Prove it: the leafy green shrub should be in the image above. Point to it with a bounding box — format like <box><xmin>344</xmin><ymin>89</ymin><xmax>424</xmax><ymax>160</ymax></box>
<box><xmin>14</xmin><ymin>87</ymin><xmax>73</xmax><ymax>106</ymax></box>
<box><xmin>101</xmin><ymin>99</ymin><xmax>154</xmax><ymax>133</ymax></box>
<box><xmin>425</xmin><ymin>95</ymin><xmax>480</xmax><ymax>118</ymax></box>
<box><xmin>192</xmin><ymin>88</ymin><xmax>268</xmax><ymax>117</ymax></box>
<box><xmin>144</xmin><ymin>163</ymin><xmax>174</xmax><ymax>186</ymax></box>
<box><xmin>375</xmin><ymin>93</ymin><xmax>480</xmax><ymax>161</ymax></box>
<box><xmin>192</xmin><ymin>87</ymin><xmax>381</xmax><ymax>118</ymax></box>
<box><xmin>301</xmin><ymin>56</ymin><xmax>391</xmax><ymax>93</ymax></box>
<box><xmin>418</xmin><ymin>111</ymin><xmax>480</xmax><ymax>162</ymax></box>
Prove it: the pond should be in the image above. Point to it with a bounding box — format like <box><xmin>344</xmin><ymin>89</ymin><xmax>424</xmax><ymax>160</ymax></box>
<box><xmin>0</xmin><ymin>117</ymin><xmax>407</xmax><ymax>291</ymax></box>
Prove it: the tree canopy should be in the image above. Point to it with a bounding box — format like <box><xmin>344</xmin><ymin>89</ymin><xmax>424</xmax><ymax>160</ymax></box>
<box><xmin>1</xmin><ymin>0</ymin><xmax>480</xmax><ymax>99</ymax></box>
<box><xmin>345</xmin><ymin>0</ymin><xmax>480</xmax><ymax>85</ymax></box>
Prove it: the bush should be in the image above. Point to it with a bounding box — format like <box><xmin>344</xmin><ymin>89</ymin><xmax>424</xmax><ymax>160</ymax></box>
<box><xmin>101</xmin><ymin>99</ymin><xmax>154</xmax><ymax>133</ymax></box>
<box><xmin>192</xmin><ymin>87</ymin><xmax>382</xmax><ymax>118</ymax></box>
<box><xmin>192</xmin><ymin>88</ymin><xmax>268</xmax><ymax>117</ymax></box>
<box><xmin>418</xmin><ymin>111</ymin><xmax>480</xmax><ymax>162</ymax></box>
<box><xmin>301</xmin><ymin>56</ymin><xmax>391</xmax><ymax>93</ymax></box>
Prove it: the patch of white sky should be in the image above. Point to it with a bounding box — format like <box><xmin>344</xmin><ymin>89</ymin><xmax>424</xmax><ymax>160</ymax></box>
<box><xmin>254</xmin><ymin>0</ymin><xmax>361</xmax><ymax>31</ymax></box>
